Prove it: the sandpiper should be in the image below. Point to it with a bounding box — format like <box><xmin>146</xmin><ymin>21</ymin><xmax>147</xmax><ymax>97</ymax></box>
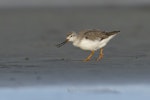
<box><xmin>56</xmin><ymin>29</ymin><xmax>120</xmax><ymax>62</ymax></box>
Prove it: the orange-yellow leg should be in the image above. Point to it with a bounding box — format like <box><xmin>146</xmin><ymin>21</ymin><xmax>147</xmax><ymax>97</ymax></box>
<box><xmin>96</xmin><ymin>48</ymin><xmax>104</xmax><ymax>61</ymax></box>
<box><xmin>83</xmin><ymin>50</ymin><xmax>95</xmax><ymax>62</ymax></box>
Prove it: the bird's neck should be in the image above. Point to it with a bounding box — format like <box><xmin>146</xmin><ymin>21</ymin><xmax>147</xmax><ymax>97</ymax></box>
<box><xmin>72</xmin><ymin>36</ymin><xmax>80</xmax><ymax>47</ymax></box>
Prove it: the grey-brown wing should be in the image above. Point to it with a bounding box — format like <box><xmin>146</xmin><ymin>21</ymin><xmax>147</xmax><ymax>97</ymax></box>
<box><xmin>80</xmin><ymin>29</ymin><xmax>108</xmax><ymax>41</ymax></box>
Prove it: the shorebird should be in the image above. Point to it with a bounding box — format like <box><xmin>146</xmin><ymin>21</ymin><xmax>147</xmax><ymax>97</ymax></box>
<box><xmin>56</xmin><ymin>29</ymin><xmax>120</xmax><ymax>62</ymax></box>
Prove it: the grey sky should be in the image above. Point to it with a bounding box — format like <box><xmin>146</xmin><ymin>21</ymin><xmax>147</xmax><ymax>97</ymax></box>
<box><xmin>0</xmin><ymin>0</ymin><xmax>150</xmax><ymax>8</ymax></box>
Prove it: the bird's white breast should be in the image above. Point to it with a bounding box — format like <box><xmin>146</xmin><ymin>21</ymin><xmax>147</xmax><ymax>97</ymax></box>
<box><xmin>73</xmin><ymin>34</ymin><xmax>116</xmax><ymax>51</ymax></box>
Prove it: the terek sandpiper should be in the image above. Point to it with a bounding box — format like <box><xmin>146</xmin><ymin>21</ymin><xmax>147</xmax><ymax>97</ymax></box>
<box><xmin>56</xmin><ymin>29</ymin><xmax>120</xmax><ymax>62</ymax></box>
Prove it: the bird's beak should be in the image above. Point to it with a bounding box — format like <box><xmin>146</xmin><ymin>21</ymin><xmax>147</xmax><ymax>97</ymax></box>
<box><xmin>56</xmin><ymin>39</ymin><xmax>69</xmax><ymax>48</ymax></box>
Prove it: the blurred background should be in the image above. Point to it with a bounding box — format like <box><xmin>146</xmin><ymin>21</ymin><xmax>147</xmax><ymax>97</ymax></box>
<box><xmin>0</xmin><ymin>0</ymin><xmax>150</xmax><ymax>8</ymax></box>
<box><xmin>0</xmin><ymin>0</ymin><xmax>150</xmax><ymax>57</ymax></box>
<box><xmin>0</xmin><ymin>0</ymin><xmax>150</xmax><ymax>100</ymax></box>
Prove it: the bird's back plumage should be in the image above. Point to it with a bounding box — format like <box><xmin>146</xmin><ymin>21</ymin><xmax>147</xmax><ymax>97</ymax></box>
<box><xmin>77</xmin><ymin>29</ymin><xmax>119</xmax><ymax>41</ymax></box>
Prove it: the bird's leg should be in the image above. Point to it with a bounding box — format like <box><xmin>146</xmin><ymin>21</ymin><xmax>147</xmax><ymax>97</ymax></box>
<box><xmin>83</xmin><ymin>50</ymin><xmax>95</xmax><ymax>62</ymax></box>
<box><xmin>96</xmin><ymin>48</ymin><xmax>104</xmax><ymax>61</ymax></box>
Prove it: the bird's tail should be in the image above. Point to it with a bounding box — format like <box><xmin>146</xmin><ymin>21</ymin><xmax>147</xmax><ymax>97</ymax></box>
<box><xmin>106</xmin><ymin>31</ymin><xmax>120</xmax><ymax>36</ymax></box>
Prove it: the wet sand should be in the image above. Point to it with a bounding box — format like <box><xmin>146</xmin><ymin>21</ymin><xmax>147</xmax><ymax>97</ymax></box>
<box><xmin>0</xmin><ymin>7</ymin><xmax>150</xmax><ymax>87</ymax></box>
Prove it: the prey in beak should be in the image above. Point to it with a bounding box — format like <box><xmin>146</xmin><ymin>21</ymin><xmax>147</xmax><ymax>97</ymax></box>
<box><xmin>56</xmin><ymin>39</ymin><xmax>69</xmax><ymax>48</ymax></box>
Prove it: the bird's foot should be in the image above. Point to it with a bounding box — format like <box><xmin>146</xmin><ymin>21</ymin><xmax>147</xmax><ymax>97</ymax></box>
<box><xmin>83</xmin><ymin>50</ymin><xmax>95</xmax><ymax>62</ymax></box>
<box><xmin>96</xmin><ymin>54</ymin><xmax>104</xmax><ymax>61</ymax></box>
<box><xmin>83</xmin><ymin>58</ymin><xmax>91</xmax><ymax>62</ymax></box>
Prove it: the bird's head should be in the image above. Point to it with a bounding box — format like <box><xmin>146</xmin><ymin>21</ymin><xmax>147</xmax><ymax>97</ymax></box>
<box><xmin>56</xmin><ymin>31</ymin><xmax>77</xmax><ymax>48</ymax></box>
<box><xmin>66</xmin><ymin>31</ymin><xmax>77</xmax><ymax>42</ymax></box>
